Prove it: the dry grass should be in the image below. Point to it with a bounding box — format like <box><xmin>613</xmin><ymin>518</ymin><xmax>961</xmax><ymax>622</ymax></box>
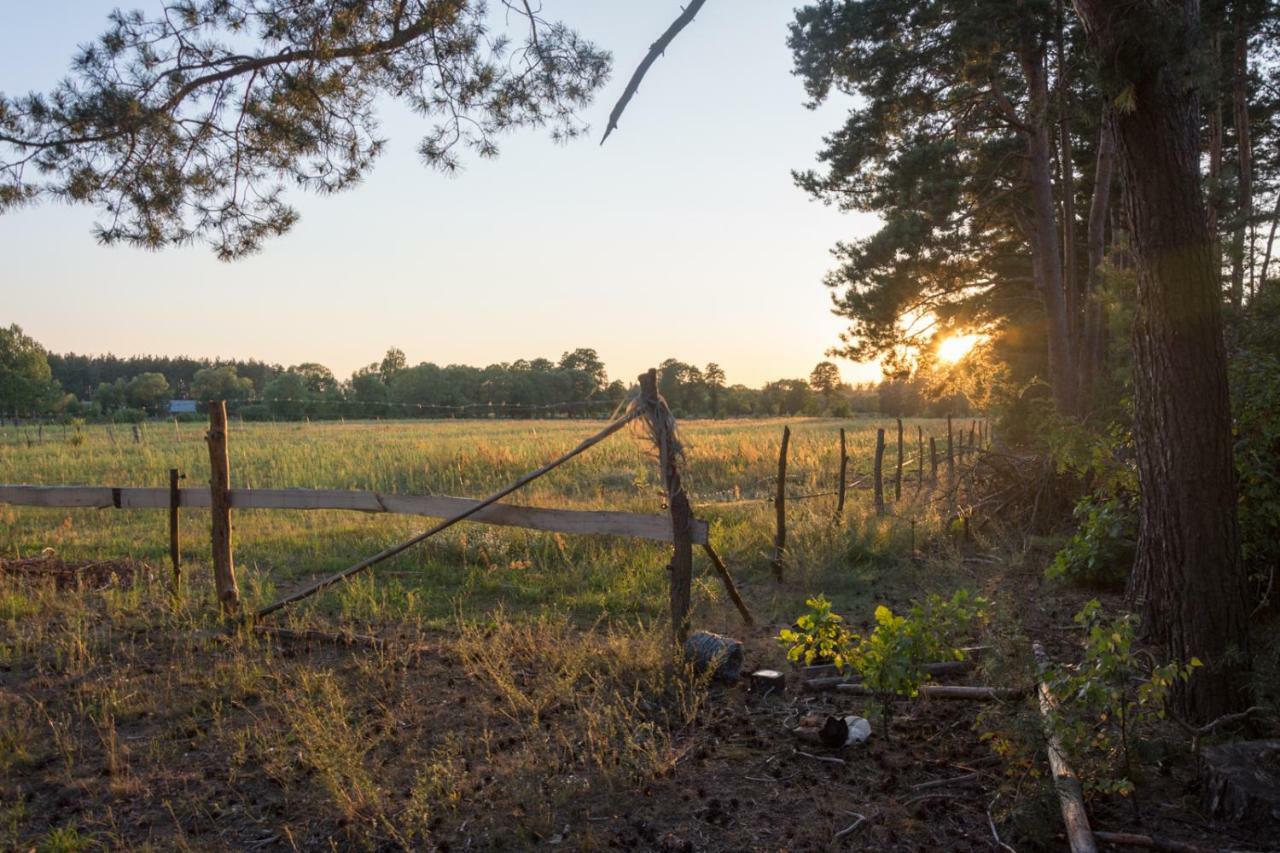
<box><xmin>0</xmin><ymin>416</ymin><xmax>991</xmax><ymax>850</ymax></box>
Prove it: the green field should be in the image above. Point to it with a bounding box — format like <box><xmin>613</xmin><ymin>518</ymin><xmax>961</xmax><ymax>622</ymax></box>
<box><xmin>1</xmin><ymin>416</ymin><xmax>958</xmax><ymax>624</ymax></box>
<box><xmin>1</xmin><ymin>416</ymin><xmax>992</xmax><ymax>851</ymax></box>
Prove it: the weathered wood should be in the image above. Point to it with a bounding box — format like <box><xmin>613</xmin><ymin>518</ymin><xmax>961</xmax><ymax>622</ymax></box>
<box><xmin>206</xmin><ymin>401</ymin><xmax>240</xmax><ymax>617</ymax></box>
<box><xmin>947</xmin><ymin>415</ymin><xmax>955</xmax><ymax>481</ymax></box>
<box><xmin>835</xmin><ymin>683</ymin><xmax>1027</xmax><ymax>701</ymax></box>
<box><xmin>772</xmin><ymin>425</ymin><xmax>790</xmax><ymax>580</ymax></box>
<box><xmin>1201</xmin><ymin>739</ymin><xmax>1280</xmax><ymax>824</ymax></box>
<box><xmin>702</xmin><ymin>543</ymin><xmax>754</xmax><ymax>626</ymax></box>
<box><xmin>803</xmin><ymin>660</ymin><xmax>976</xmax><ymax>691</ymax></box>
<box><xmin>255</xmin><ymin>407</ymin><xmax>643</xmax><ymax>620</ymax></box>
<box><xmin>873</xmin><ymin>428</ymin><xmax>886</xmax><ymax>515</ymax></box>
<box><xmin>917</xmin><ymin>425</ymin><xmax>924</xmax><ymax>490</ymax></box>
<box><xmin>895</xmin><ymin>418</ymin><xmax>904</xmax><ymax>501</ymax></box>
<box><xmin>0</xmin><ymin>484</ymin><xmax>707</xmax><ymax>544</ymax></box>
<box><xmin>639</xmin><ymin>369</ymin><xmax>693</xmax><ymax>642</ymax></box>
<box><xmin>930</xmin><ymin>436</ymin><xmax>938</xmax><ymax>484</ymax></box>
<box><xmin>1092</xmin><ymin>831</ymin><xmax>1230</xmax><ymax>853</ymax></box>
<box><xmin>836</xmin><ymin>427</ymin><xmax>848</xmax><ymax>516</ymax></box>
<box><xmin>1033</xmin><ymin>642</ymin><xmax>1098</xmax><ymax>853</ymax></box>
<box><xmin>168</xmin><ymin>468</ymin><xmax>181</xmax><ymax>594</ymax></box>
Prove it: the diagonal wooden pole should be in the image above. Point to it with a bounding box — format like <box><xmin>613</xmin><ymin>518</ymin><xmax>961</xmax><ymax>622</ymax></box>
<box><xmin>255</xmin><ymin>407</ymin><xmax>641</xmax><ymax>620</ymax></box>
<box><xmin>701</xmin><ymin>543</ymin><xmax>754</xmax><ymax>626</ymax></box>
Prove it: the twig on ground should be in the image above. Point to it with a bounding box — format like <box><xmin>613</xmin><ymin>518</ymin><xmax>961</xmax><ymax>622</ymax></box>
<box><xmin>833</xmin><ymin>812</ymin><xmax>866</xmax><ymax>841</ymax></box>
<box><xmin>795</xmin><ymin>748</ymin><xmax>847</xmax><ymax>766</ymax></box>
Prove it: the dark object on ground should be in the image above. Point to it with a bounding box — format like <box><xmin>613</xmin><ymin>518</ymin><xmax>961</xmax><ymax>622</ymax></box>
<box><xmin>684</xmin><ymin>630</ymin><xmax>743</xmax><ymax>681</ymax></box>
<box><xmin>750</xmin><ymin>669</ymin><xmax>784</xmax><ymax>693</ymax></box>
<box><xmin>1202</xmin><ymin>740</ymin><xmax>1280</xmax><ymax>824</ymax></box>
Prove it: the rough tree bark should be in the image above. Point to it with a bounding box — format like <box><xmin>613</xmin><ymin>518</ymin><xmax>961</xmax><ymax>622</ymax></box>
<box><xmin>1229</xmin><ymin>6</ymin><xmax>1252</xmax><ymax>309</ymax></box>
<box><xmin>1073</xmin><ymin>0</ymin><xmax>1253</xmax><ymax>723</ymax></box>
<box><xmin>1020</xmin><ymin>34</ymin><xmax>1078</xmax><ymax>416</ymax></box>
<box><xmin>1081</xmin><ymin>107</ymin><xmax>1116</xmax><ymax>404</ymax></box>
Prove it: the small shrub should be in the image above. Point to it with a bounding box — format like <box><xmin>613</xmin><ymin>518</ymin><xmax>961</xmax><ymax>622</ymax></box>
<box><xmin>1046</xmin><ymin>494</ymin><xmax>1135</xmax><ymax>588</ymax></box>
<box><xmin>1046</xmin><ymin>600</ymin><xmax>1198</xmax><ymax>797</ymax></box>
<box><xmin>776</xmin><ymin>594</ymin><xmax>856</xmax><ymax>669</ymax></box>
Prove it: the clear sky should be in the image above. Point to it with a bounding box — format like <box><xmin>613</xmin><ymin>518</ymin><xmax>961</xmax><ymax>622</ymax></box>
<box><xmin>0</xmin><ymin>2</ymin><xmax>882</xmax><ymax>388</ymax></box>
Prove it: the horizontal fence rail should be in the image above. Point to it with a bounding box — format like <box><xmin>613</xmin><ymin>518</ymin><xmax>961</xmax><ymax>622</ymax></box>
<box><xmin>0</xmin><ymin>485</ymin><xmax>709</xmax><ymax>546</ymax></box>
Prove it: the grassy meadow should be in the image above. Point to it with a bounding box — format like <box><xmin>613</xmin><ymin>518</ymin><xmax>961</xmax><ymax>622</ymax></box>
<box><xmin>1</xmin><ymin>416</ymin><xmax>960</xmax><ymax>625</ymax></box>
<box><xmin>1</xmin><ymin>416</ymin><xmax>1005</xmax><ymax>851</ymax></box>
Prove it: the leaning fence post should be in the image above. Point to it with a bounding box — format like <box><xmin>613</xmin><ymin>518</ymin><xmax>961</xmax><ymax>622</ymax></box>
<box><xmin>168</xmin><ymin>468</ymin><xmax>182</xmax><ymax>596</ymax></box>
<box><xmin>894</xmin><ymin>418</ymin><xmax>904</xmax><ymax>502</ymax></box>
<box><xmin>205</xmin><ymin>401</ymin><xmax>240</xmax><ymax>617</ymax></box>
<box><xmin>874</xmin><ymin>427</ymin><xmax>886</xmax><ymax>516</ymax></box>
<box><xmin>835</xmin><ymin>427</ymin><xmax>848</xmax><ymax>517</ymax></box>
<box><xmin>946</xmin><ymin>415</ymin><xmax>955</xmax><ymax>483</ymax></box>
<box><xmin>772</xmin><ymin>425</ymin><xmax>790</xmax><ymax>581</ymax></box>
<box><xmin>639</xmin><ymin>371</ymin><xmax>693</xmax><ymax>643</ymax></box>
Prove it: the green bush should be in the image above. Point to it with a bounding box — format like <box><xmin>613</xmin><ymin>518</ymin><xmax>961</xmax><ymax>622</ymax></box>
<box><xmin>1046</xmin><ymin>494</ymin><xmax>1136</xmax><ymax>588</ymax></box>
<box><xmin>776</xmin><ymin>595</ymin><xmax>856</xmax><ymax>669</ymax></box>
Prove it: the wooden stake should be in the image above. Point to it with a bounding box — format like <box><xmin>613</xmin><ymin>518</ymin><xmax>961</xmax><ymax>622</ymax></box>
<box><xmin>947</xmin><ymin>415</ymin><xmax>955</xmax><ymax>482</ymax></box>
<box><xmin>969</xmin><ymin>421</ymin><xmax>977</xmax><ymax>456</ymax></box>
<box><xmin>874</xmin><ymin>428</ymin><xmax>886</xmax><ymax>516</ymax></box>
<box><xmin>895</xmin><ymin>418</ymin><xmax>904</xmax><ymax>501</ymax></box>
<box><xmin>638</xmin><ymin>370</ymin><xmax>695</xmax><ymax>642</ymax></box>
<box><xmin>772</xmin><ymin>425</ymin><xmax>791</xmax><ymax>581</ymax></box>
<box><xmin>168</xmin><ymin>468</ymin><xmax>182</xmax><ymax>595</ymax></box>
<box><xmin>930</xmin><ymin>436</ymin><xmax>938</xmax><ymax>484</ymax></box>
<box><xmin>836</xmin><ymin>427</ymin><xmax>848</xmax><ymax>517</ymax></box>
<box><xmin>206</xmin><ymin>401</ymin><xmax>240</xmax><ymax>617</ymax></box>
<box><xmin>701</xmin><ymin>543</ymin><xmax>754</xmax><ymax>626</ymax></box>
<box><xmin>1033</xmin><ymin>643</ymin><xmax>1098</xmax><ymax>853</ymax></box>
<box><xmin>917</xmin><ymin>425</ymin><xmax>924</xmax><ymax>490</ymax></box>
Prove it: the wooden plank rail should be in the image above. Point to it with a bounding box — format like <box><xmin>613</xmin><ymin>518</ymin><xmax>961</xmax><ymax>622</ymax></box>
<box><xmin>0</xmin><ymin>484</ymin><xmax>709</xmax><ymax>545</ymax></box>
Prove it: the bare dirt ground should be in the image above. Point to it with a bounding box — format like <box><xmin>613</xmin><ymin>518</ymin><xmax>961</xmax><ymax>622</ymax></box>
<box><xmin>2</xmin><ymin>554</ymin><xmax>1276</xmax><ymax>852</ymax></box>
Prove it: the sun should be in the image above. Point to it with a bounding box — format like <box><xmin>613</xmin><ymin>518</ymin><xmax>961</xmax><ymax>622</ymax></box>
<box><xmin>936</xmin><ymin>334</ymin><xmax>983</xmax><ymax>364</ymax></box>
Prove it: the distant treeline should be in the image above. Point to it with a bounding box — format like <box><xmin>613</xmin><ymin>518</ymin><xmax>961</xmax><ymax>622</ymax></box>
<box><xmin>4</xmin><ymin>325</ymin><xmax>972</xmax><ymax>421</ymax></box>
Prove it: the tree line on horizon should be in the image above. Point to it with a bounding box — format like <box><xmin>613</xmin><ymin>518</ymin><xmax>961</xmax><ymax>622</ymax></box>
<box><xmin>1</xmin><ymin>327</ymin><xmax>972</xmax><ymax>423</ymax></box>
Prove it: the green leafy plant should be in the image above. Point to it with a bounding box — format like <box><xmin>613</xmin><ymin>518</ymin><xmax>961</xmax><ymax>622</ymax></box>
<box><xmin>1046</xmin><ymin>494</ymin><xmax>1136</xmax><ymax>588</ymax></box>
<box><xmin>780</xmin><ymin>592</ymin><xmax>989</xmax><ymax>736</ymax></box>
<box><xmin>850</xmin><ymin>591</ymin><xmax>989</xmax><ymax>734</ymax></box>
<box><xmin>1046</xmin><ymin>600</ymin><xmax>1199</xmax><ymax>797</ymax></box>
<box><xmin>776</xmin><ymin>595</ymin><xmax>856</xmax><ymax>669</ymax></box>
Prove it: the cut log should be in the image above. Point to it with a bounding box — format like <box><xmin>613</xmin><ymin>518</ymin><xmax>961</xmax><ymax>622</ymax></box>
<box><xmin>803</xmin><ymin>661</ymin><xmax>976</xmax><ymax>692</ymax></box>
<box><xmin>1033</xmin><ymin>642</ymin><xmax>1097</xmax><ymax>853</ymax></box>
<box><xmin>1201</xmin><ymin>740</ymin><xmax>1280</xmax><ymax>825</ymax></box>
<box><xmin>834</xmin><ymin>683</ymin><xmax>1026</xmax><ymax>701</ymax></box>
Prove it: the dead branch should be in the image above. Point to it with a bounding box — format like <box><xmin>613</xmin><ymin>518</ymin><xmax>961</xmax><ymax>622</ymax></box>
<box><xmin>599</xmin><ymin>0</ymin><xmax>709</xmax><ymax>144</ymax></box>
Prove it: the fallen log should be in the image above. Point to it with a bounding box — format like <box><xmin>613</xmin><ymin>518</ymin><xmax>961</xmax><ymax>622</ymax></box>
<box><xmin>1033</xmin><ymin>642</ymin><xmax>1097</xmax><ymax>853</ymax></box>
<box><xmin>1093</xmin><ymin>830</ymin><xmax>1258</xmax><ymax>853</ymax></box>
<box><xmin>803</xmin><ymin>660</ymin><xmax>975</xmax><ymax>692</ymax></box>
<box><xmin>834</xmin><ymin>683</ymin><xmax>1027</xmax><ymax>701</ymax></box>
<box><xmin>1201</xmin><ymin>739</ymin><xmax>1280</xmax><ymax>824</ymax></box>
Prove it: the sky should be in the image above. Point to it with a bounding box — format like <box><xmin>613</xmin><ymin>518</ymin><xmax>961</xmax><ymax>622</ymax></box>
<box><xmin>0</xmin><ymin>2</ymin><xmax>883</xmax><ymax>388</ymax></box>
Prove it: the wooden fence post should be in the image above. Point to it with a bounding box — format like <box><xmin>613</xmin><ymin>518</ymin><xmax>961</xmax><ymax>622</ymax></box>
<box><xmin>772</xmin><ymin>425</ymin><xmax>790</xmax><ymax>581</ymax></box>
<box><xmin>874</xmin><ymin>428</ymin><xmax>886</xmax><ymax>516</ymax></box>
<box><xmin>946</xmin><ymin>415</ymin><xmax>955</xmax><ymax>482</ymax></box>
<box><xmin>969</xmin><ymin>421</ymin><xmax>977</xmax><ymax>456</ymax></box>
<box><xmin>894</xmin><ymin>418</ymin><xmax>904</xmax><ymax>502</ymax></box>
<box><xmin>930</xmin><ymin>436</ymin><xmax>938</xmax><ymax>484</ymax></box>
<box><xmin>168</xmin><ymin>468</ymin><xmax>182</xmax><ymax>595</ymax></box>
<box><xmin>206</xmin><ymin>401</ymin><xmax>240</xmax><ymax>617</ymax></box>
<box><xmin>917</xmin><ymin>425</ymin><xmax>924</xmax><ymax>490</ymax></box>
<box><xmin>639</xmin><ymin>371</ymin><xmax>693</xmax><ymax>642</ymax></box>
<box><xmin>835</xmin><ymin>427</ymin><xmax>848</xmax><ymax>517</ymax></box>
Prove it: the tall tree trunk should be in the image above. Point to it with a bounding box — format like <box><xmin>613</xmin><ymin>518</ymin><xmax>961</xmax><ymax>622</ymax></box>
<box><xmin>1021</xmin><ymin>37</ymin><xmax>1078</xmax><ymax>417</ymax></box>
<box><xmin>1057</xmin><ymin>0</ymin><xmax>1080</xmax><ymax>351</ymax></box>
<box><xmin>1207</xmin><ymin>30</ymin><xmax>1225</xmax><ymax>247</ymax></box>
<box><xmin>1073</xmin><ymin>0</ymin><xmax>1252</xmax><ymax>724</ymax></box>
<box><xmin>1229</xmin><ymin>5</ymin><xmax>1252</xmax><ymax>310</ymax></box>
<box><xmin>1081</xmin><ymin>107</ymin><xmax>1116</xmax><ymax>405</ymax></box>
